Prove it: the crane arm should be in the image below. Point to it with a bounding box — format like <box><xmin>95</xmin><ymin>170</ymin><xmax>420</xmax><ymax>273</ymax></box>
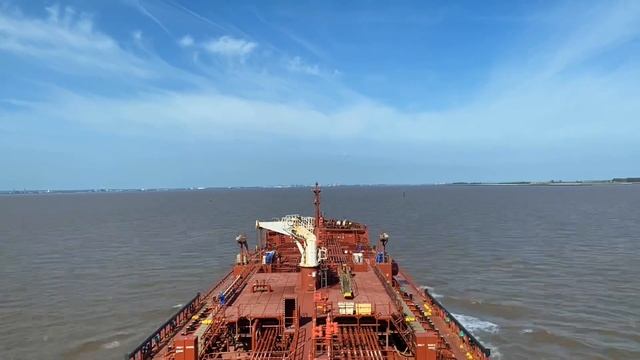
<box><xmin>256</xmin><ymin>216</ymin><xmax>318</xmax><ymax>267</ymax></box>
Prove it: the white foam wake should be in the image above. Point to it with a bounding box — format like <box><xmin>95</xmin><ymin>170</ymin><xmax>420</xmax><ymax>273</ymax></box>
<box><xmin>418</xmin><ymin>285</ymin><xmax>444</xmax><ymax>299</ymax></box>
<box><xmin>451</xmin><ymin>314</ymin><xmax>501</xmax><ymax>359</ymax></box>
<box><xmin>451</xmin><ymin>313</ymin><xmax>499</xmax><ymax>334</ymax></box>
<box><xmin>102</xmin><ymin>340</ymin><xmax>121</xmax><ymax>349</ymax></box>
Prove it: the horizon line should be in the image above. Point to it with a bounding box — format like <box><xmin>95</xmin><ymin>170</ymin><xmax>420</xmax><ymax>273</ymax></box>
<box><xmin>2</xmin><ymin>177</ymin><xmax>639</xmax><ymax>193</ymax></box>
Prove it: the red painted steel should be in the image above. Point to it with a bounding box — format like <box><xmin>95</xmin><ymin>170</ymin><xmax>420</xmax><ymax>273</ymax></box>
<box><xmin>173</xmin><ymin>337</ymin><xmax>184</xmax><ymax>360</ymax></box>
<box><xmin>183</xmin><ymin>335</ymin><xmax>198</xmax><ymax>360</ymax></box>
<box><xmin>127</xmin><ymin>184</ymin><xmax>491</xmax><ymax>360</ymax></box>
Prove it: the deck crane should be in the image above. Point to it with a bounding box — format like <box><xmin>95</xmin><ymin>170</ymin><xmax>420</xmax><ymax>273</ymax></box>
<box><xmin>256</xmin><ymin>215</ymin><xmax>327</xmax><ymax>268</ymax></box>
<box><xmin>256</xmin><ymin>215</ymin><xmax>328</xmax><ymax>291</ymax></box>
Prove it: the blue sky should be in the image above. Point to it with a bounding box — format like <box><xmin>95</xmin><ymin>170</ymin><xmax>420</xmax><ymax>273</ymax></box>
<box><xmin>1</xmin><ymin>1</ymin><xmax>639</xmax><ymax>189</ymax></box>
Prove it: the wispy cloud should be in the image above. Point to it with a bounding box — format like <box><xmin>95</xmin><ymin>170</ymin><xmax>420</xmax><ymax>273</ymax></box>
<box><xmin>542</xmin><ymin>1</ymin><xmax>640</xmax><ymax>77</ymax></box>
<box><xmin>285</xmin><ymin>56</ymin><xmax>339</xmax><ymax>78</ymax></box>
<box><xmin>0</xmin><ymin>98</ymin><xmax>34</xmax><ymax>108</ymax></box>
<box><xmin>281</xmin><ymin>30</ymin><xmax>328</xmax><ymax>61</ymax></box>
<box><xmin>178</xmin><ymin>34</ymin><xmax>194</xmax><ymax>47</ymax></box>
<box><xmin>203</xmin><ymin>35</ymin><xmax>257</xmax><ymax>57</ymax></box>
<box><xmin>1</xmin><ymin>1</ymin><xmax>639</xmax><ymax>150</ymax></box>
<box><xmin>5</xmin><ymin>64</ymin><xmax>638</xmax><ymax>147</ymax></box>
<box><xmin>249</xmin><ymin>8</ymin><xmax>330</xmax><ymax>62</ymax></box>
<box><xmin>287</xmin><ymin>56</ymin><xmax>321</xmax><ymax>76</ymax></box>
<box><xmin>132</xmin><ymin>0</ymin><xmax>172</xmax><ymax>37</ymax></box>
<box><xmin>163</xmin><ymin>0</ymin><xmax>230</xmax><ymax>33</ymax></box>
<box><xmin>0</xmin><ymin>5</ymin><xmax>153</xmax><ymax>78</ymax></box>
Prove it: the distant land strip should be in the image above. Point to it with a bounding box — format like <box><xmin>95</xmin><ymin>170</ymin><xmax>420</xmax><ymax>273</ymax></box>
<box><xmin>1</xmin><ymin>178</ymin><xmax>639</xmax><ymax>195</ymax></box>
<box><xmin>449</xmin><ymin>177</ymin><xmax>640</xmax><ymax>186</ymax></box>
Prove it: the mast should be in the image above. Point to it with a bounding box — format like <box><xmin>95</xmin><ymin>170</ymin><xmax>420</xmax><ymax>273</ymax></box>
<box><xmin>313</xmin><ymin>182</ymin><xmax>321</xmax><ymax>238</ymax></box>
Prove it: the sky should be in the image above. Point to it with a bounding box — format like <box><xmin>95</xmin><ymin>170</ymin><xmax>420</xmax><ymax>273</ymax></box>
<box><xmin>1</xmin><ymin>0</ymin><xmax>639</xmax><ymax>189</ymax></box>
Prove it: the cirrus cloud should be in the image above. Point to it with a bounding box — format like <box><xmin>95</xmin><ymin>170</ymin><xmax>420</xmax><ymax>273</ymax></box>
<box><xmin>178</xmin><ymin>34</ymin><xmax>194</xmax><ymax>47</ymax></box>
<box><xmin>203</xmin><ymin>35</ymin><xmax>257</xmax><ymax>57</ymax></box>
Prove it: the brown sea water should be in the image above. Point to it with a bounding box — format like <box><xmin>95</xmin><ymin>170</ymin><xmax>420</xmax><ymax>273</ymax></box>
<box><xmin>1</xmin><ymin>185</ymin><xmax>639</xmax><ymax>359</ymax></box>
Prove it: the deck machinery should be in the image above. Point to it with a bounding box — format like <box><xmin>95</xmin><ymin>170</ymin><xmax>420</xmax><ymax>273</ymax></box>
<box><xmin>127</xmin><ymin>184</ymin><xmax>491</xmax><ymax>360</ymax></box>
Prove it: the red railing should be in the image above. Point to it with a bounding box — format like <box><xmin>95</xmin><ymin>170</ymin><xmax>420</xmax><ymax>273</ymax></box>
<box><xmin>126</xmin><ymin>292</ymin><xmax>202</xmax><ymax>360</ymax></box>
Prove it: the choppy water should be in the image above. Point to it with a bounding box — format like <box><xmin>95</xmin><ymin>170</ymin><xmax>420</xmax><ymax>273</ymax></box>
<box><xmin>1</xmin><ymin>185</ymin><xmax>639</xmax><ymax>359</ymax></box>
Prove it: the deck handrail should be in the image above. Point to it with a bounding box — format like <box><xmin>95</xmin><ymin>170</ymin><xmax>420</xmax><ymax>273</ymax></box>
<box><xmin>126</xmin><ymin>292</ymin><xmax>202</xmax><ymax>360</ymax></box>
<box><xmin>425</xmin><ymin>290</ymin><xmax>491</xmax><ymax>357</ymax></box>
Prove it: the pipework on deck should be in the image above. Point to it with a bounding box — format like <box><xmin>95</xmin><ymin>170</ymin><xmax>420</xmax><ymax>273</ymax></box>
<box><xmin>127</xmin><ymin>184</ymin><xmax>491</xmax><ymax>360</ymax></box>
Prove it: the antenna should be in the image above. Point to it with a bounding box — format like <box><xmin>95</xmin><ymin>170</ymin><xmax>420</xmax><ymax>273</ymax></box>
<box><xmin>313</xmin><ymin>182</ymin><xmax>321</xmax><ymax>237</ymax></box>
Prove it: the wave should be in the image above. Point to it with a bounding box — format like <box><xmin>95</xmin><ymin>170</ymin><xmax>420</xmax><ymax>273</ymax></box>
<box><xmin>102</xmin><ymin>340</ymin><xmax>121</xmax><ymax>349</ymax></box>
<box><xmin>451</xmin><ymin>313</ymin><xmax>501</xmax><ymax>359</ymax></box>
<box><xmin>172</xmin><ymin>303</ymin><xmax>184</xmax><ymax>309</ymax></box>
<box><xmin>418</xmin><ymin>285</ymin><xmax>444</xmax><ymax>299</ymax></box>
<box><xmin>451</xmin><ymin>313</ymin><xmax>499</xmax><ymax>334</ymax></box>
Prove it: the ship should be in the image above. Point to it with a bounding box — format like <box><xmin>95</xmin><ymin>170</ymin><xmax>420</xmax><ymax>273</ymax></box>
<box><xmin>127</xmin><ymin>184</ymin><xmax>491</xmax><ymax>360</ymax></box>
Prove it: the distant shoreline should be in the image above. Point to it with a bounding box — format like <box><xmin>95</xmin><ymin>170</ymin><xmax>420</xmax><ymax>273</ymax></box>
<box><xmin>448</xmin><ymin>178</ymin><xmax>640</xmax><ymax>186</ymax></box>
<box><xmin>2</xmin><ymin>177</ymin><xmax>639</xmax><ymax>195</ymax></box>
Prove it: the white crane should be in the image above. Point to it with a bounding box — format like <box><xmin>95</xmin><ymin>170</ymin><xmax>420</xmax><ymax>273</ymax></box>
<box><xmin>256</xmin><ymin>215</ymin><xmax>325</xmax><ymax>268</ymax></box>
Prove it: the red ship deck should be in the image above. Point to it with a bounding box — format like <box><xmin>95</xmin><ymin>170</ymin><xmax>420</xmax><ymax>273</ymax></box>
<box><xmin>228</xmin><ymin>272</ymin><xmax>298</xmax><ymax>320</ymax></box>
<box><xmin>127</xmin><ymin>184</ymin><xmax>491</xmax><ymax>360</ymax></box>
<box><xmin>225</xmin><ymin>267</ymin><xmax>396</xmax><ymax>322</ymax></box>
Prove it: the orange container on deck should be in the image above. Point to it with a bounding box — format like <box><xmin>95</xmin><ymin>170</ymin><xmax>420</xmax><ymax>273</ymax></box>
<box><xmin>184</xmin><ymin>335</ymin><xmax>198</xmax><ymax>360</ymax></box>
<box><xmin>173</xmin><ymin>337</ymin><xmax>184</xmax><ymax>360</ymax></box>
<box><xmin>174</xmin><ymin>335</ymin><xmax>198</xmax><ymax>360</ymax></box>
<box><xmin>416</xmin><ymin>331</ymin><xmax>439</xmax><ymax>360</ymax></box>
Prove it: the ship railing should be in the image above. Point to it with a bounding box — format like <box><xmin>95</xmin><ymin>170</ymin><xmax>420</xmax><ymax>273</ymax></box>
<box><xmin>127</xmin><ymin>247</ymin><xmax>262</xmax><ymax>360</ymax></box>
<box><xmin>206</xmin><ymin>250</ymin><xmax>262</xmax><ymax>304</ymax></box>
<box><xmin>372</xmin><ymin>265</ymin><xmax>404</xmax><ymax>314</ymax></box>
<box><xmin>278</xmin><ymin>214</ymin><xmax>315</xmax><ymax>231</ymax></box>
<box><xmin>199</xmin><ymin>263</ymin><xmax>259</xmax><ymax>353</ymax></box>
<box><xmin>203</xmin><ymin>270</ymin><xmax>235</xmax><ymax>301</ymax></box>
<box><xmin>126</xmin><ymin>268</ymin><xmax>238</xmax><ymax>360</ymax></box>
<box><xmin>372</xmin><ymin>266</ymin><xmax>417</xmax><ymax>354</ymax></box>
<box><xmin>425</xmin><ymin>290</ymin><xmax>491</xmax><ymax>359</ymax></box>
<box><xmin>399</xmin><ymin>270</ymin><xmax>491</xmax><ymax>359</ymax></box>
<box><xmin>126</xmin><ymin>292</ymin><xmax>202</xmax><ymax>360</ymax></box>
